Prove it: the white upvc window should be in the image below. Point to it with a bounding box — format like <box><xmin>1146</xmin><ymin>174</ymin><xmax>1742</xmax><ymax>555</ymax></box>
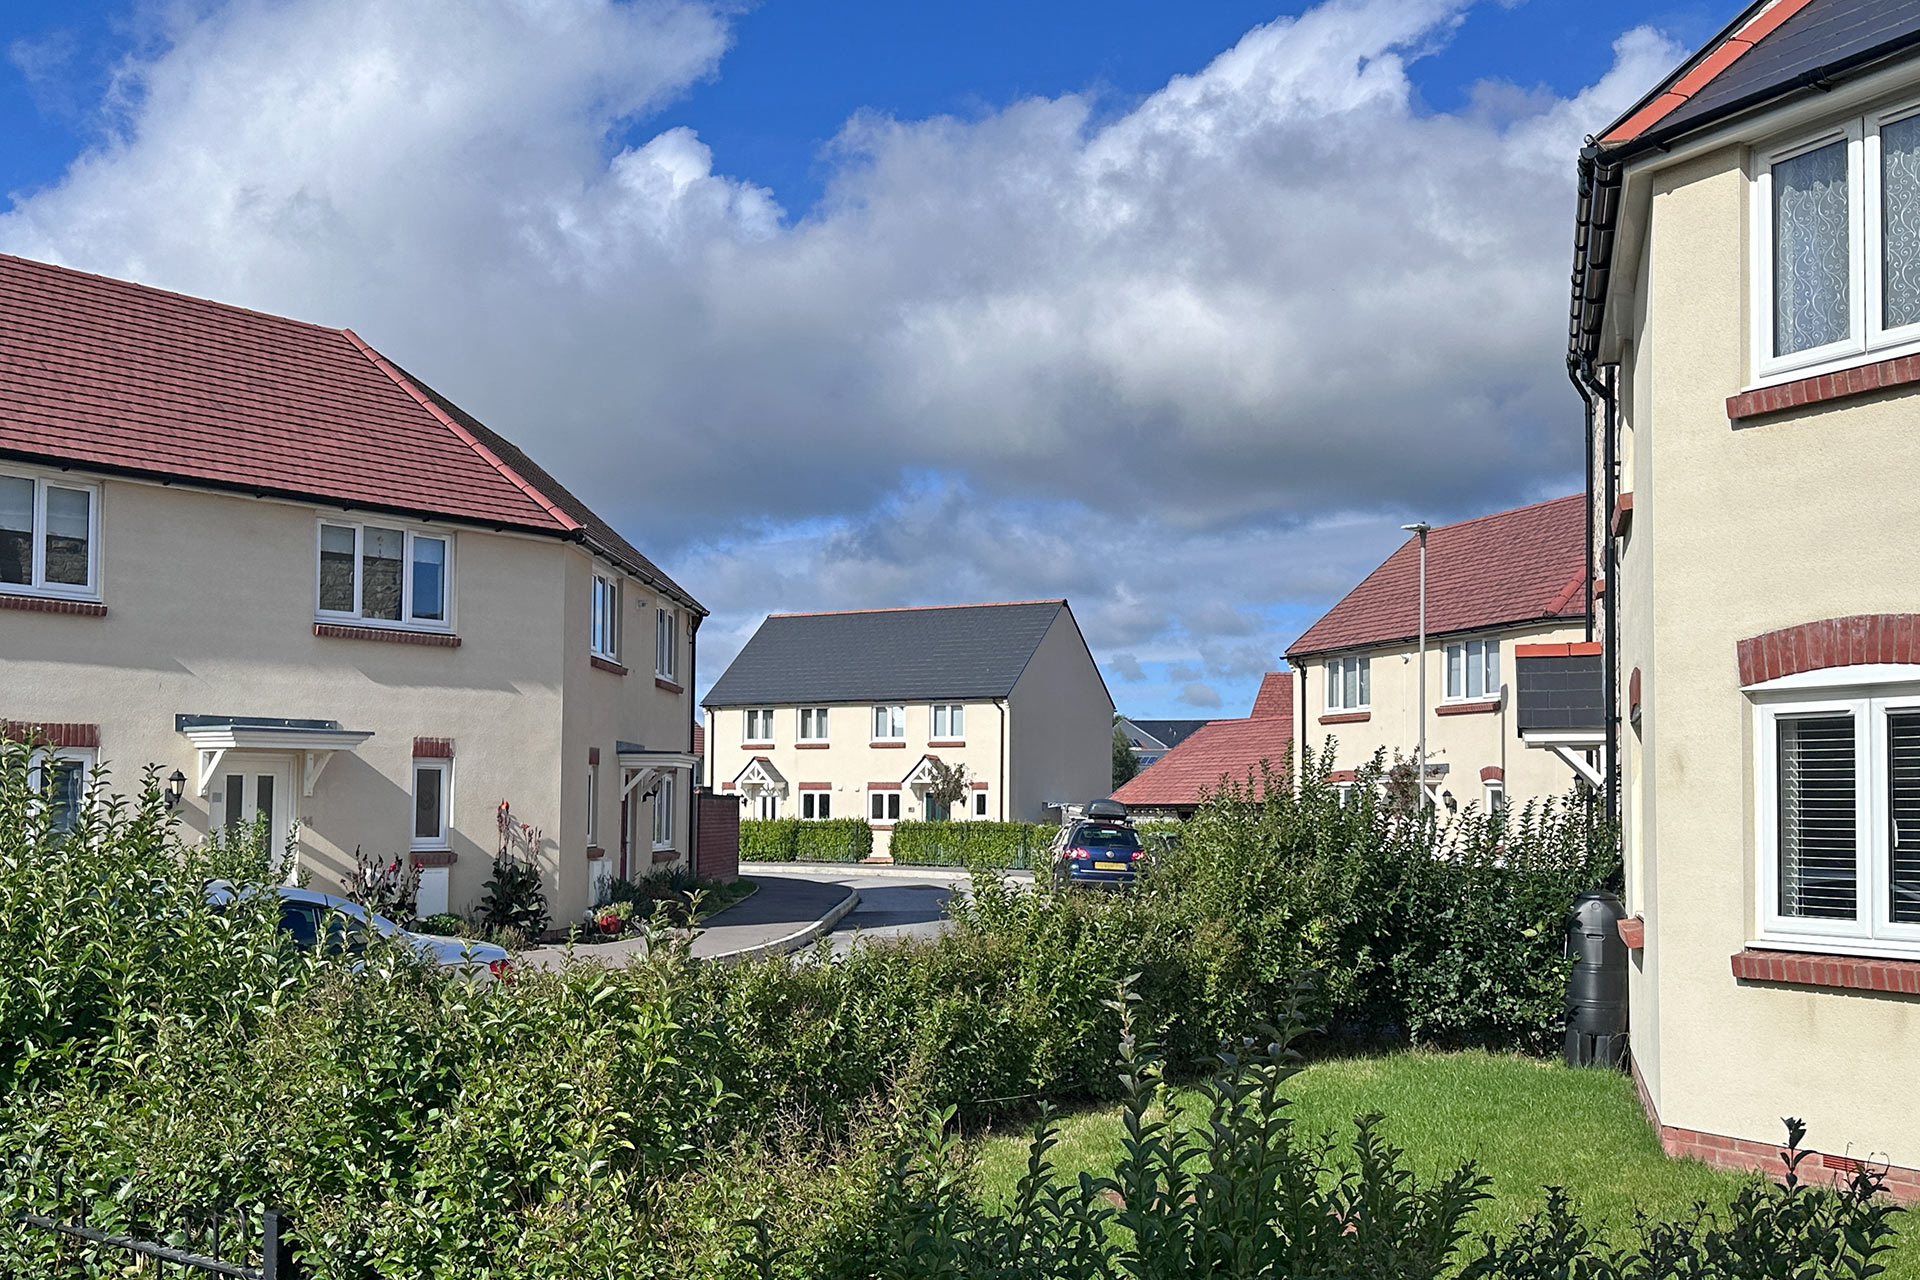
<box><xmin>411</xmin><ymin>759</ymin><xmax>450</xmax><ymax>851</ymax></box>
<box><xmin>802</xmin><ymin>791</ymin><xmax>832</xmax><ymax>819</ymax></box>
<box><xmin>1445</xmin><ymin>640</ymin><xmax>1500</xmax><ymax>702</ymax></box>
<box><xmin>28</xmin><ymin>748</ymin><xmax>94</xmax><ymax>834</ymax></box>
<box><xmin>1484</xmin><ymin>780</ymin><xmax>1507</xmax><ymax>815</ymax></box>
<box><xmin>932</xmin><ymin>704</ymin><xmax>965</xmax><ymax>739</ymax></box>
<box><xmin>589</xmin><ymin>573</ymin><xmax>620</xmax><ymax>660</ymax></box>
<box><xmin>973</xmin><ymin>789</ymin><xmax>989</xmax><ymax>819</ymax></box>
<box><xmin>317</xmin><ymin>521</ymin><xmax>451</xmax><ymax>628</ymax></box>
<box><xmin>653</xmin><ymin>777</ymin><xmax>675</xmax><ymax>849</ymax></box>
<box><xmin>798</xmin><ymin>707</ymin><xmax>830</xmax><ymax>741</ymax></box>
<box><xmin>1753</xmin><ymin>675</ymin><xmax>1920</xmax><ymax>956</ymax></box>
<box><xmin>586</xmin><ymin>758</ymin><xmax>601</xmax><ymax>847</ymax></box>
<box><xmin>1325</xmin><ymin>656</ymin><xmax>1370</xmax><ymax>711</ymax></box>
<box><xmin>744</xmin><ymin>708</ymin><xmax>775</xmax><ymax>743</ymax></box>
<box><xmin>655</xmin><ymin>606</ymin><xmax>678</xmax><ymax>681</ymax></box>
<box><xmin>1753</xmin><ymin>100</ymin><xmax>1920</xmax><ymax>382</ymax></box>
<box><xmin>0</xmin><ymin>470</ymin><xmax>99</xmax><ymax>598</ymax></box>
<box><xmin>868</xmin><ymin>789</ymin><xmax>902</xmax><ymax>821</ymax></box>
<box><xmin>872</xmin><ymin>704</ymin><xmax>905</xmax><ymax>741</ymax></box>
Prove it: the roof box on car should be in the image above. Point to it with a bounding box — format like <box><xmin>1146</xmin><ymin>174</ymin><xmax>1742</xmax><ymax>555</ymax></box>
<box><xmin>1085</xmin><ymin>799</ymin><xmax>1128</xmax><ymax>821</ymax></box>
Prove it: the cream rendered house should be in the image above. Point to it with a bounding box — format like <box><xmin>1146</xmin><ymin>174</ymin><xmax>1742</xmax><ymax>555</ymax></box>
<box><xmin>703</xmin><ymin>601</ymin><xmax>1113</xmax><ymax>857</ymax></box>
<box><xmin>1284</xmin><ymin>496</ymin><xmax>1596</xmax><ymax>813</ymax></box>
<box><xmin>1567</xmin><ymin>0</ymin><xmax>1920</xmax><ymax>1194</ymax></box>
<box><xmin>0</xmin><ymin>255</ymin><xmax>704</xmax><ymax>923</ymax></box>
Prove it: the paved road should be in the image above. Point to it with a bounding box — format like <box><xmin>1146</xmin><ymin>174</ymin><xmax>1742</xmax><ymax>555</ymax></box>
<box><xmin>744</xmin><ymin>862</ymin><xmax>1031</xmax><ymax>956</ymax></box>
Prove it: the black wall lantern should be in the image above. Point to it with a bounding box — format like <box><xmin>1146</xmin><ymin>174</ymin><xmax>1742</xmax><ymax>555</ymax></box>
<box><xmin>164</xmin><ymin>769</ymin><xmax>187</xmax><ymax>811</ymax></box>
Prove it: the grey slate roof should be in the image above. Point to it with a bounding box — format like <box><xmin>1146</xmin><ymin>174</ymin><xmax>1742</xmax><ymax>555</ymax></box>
<box><xmin>1657</xmin><ymin>0</ymin><xmax>1920</xmax><ymax>141</ymax></box>
<box><xmin>705</xmin><ymin>601</ymin><xmax>1068</xmax><ymax>706</ymax></box>
<box><xmin>1123</xmin><ymin>719</ymin><xmax>1213</xmax><ymax>752</ymax></box>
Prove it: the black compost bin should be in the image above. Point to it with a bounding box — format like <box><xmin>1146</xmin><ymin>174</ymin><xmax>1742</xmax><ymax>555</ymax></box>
<box><xmin>1563</xmin><ymin>889</ymin><xmax>1628</xmax><ymax>1068</ymax></box>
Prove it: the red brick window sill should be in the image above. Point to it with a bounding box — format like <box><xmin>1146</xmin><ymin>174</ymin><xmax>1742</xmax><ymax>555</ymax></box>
<box><xmin>1727</xmin><ymin>353</ymin><xmax>1920</xmax><ymax>423</ymax></box>
<box><xmin>928</xmin><ymin>739</ymin><xmax>966</xmax><ymax>748</ymax></box>
<box><xmin>409</xmin><ymin>850</ymin><xmax>457</xmax><ymax>868</ymax></box>
<box><xmin>654</xmin><ymin>676</ymin><xmax>682</xmax><ymax>693</ymax></box>
<box><xmin>315</xmin><ymin>622</ymin><xmax>461</xmax><ymax>648</ymax></box>
<box><xmin>651</xmin><ymin>848</ymin><xmax>680</xmax><ymax>863</ymax></box>
<box><xmin>586</xmin><ymin>845</ymin><xmax>607</xmax><ymax>861</ymax></box>
<box><xmin>0</xmin><ymin>592</ymin><xmax>106</xmax><ymax>617</ymax></box>
<box><xmin>870</xmin><ymin>741</ymin><xmax>907</xmax><ymax>748</ymax></box>
<box><xmin>795</xmin><ymin>742</ymin><xmax>829</xmax><ymax>749</ymax></box>
<box><xmin>1319</xmin><ymin>711</ymin><xmax>1370</xmax><ymax>725</ymax></box>
<box><xmin>1436</xmin><ymin>699</ymin><xmax>1501</xmax><ymax>717</ymax></box>
<box><xmin>590</xmin><ymin>655</ymin><xmax>627</xmax><ymax>676</ymax></box>
<box><xmin>1731</xmin><ymin>948</ymin><xmax>1920</xmax><ymax>995</ymax></box>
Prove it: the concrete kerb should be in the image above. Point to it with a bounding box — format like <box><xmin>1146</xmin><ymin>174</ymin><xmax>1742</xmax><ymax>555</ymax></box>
<box><xmin>699</xmin><ymin>887</ymin><xmax>861</xmax><ymax>964</ymax></box>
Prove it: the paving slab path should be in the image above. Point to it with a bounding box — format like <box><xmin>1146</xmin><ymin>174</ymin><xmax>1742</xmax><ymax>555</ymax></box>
<box><xmin>518</xmin><ymin>872</ymin><xmax>859</xmax><ymax>970</ymax></box>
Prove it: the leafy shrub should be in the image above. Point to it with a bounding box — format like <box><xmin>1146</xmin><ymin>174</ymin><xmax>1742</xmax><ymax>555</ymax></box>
<box><xmin>477</xmin><ymin>852</ymin><xmax>548</xmax><ymax>944</ymax></box>
<box><xmin>887</xmin><ymin>821</ymin><xmax>1056</xmax><ymax>868</ymax></box>
<box><xmin>415</xmin><ymin>912</ymin><xmax>471</xmax><ymax>937</ymax></box>
<box><xmin>339</xmin><ymin>845</ymin><xmax>421</xmax><ymax>925</ymax></box>
<box><xmin>740</xmin><ymin>818</ymin><xmax>872</xmax><ymax>862</ymax></box>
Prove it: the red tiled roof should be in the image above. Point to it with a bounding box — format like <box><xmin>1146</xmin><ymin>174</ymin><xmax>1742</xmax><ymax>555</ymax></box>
<box><xmin>1249</xmin><ymin>671</ymin><xmax>1291</xmax><ymax>720</ymax></box>
<box><xmin>0</xmin><ymin>254</ymin><xmax>700</xmax><ymax>611</ymax></box>
<box><xmin>1110</xmin><ymin>673</ymin><xmax>1294</xmax><ymax>809</ymax></box>
<box><xmin>1285</xmin><ymin>495</ymin><xmax>1587</xmax><ymax>658</ymax></box>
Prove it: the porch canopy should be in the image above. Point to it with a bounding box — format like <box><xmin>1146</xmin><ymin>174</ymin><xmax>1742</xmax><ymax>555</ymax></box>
<box><xmin>175</xmin><ymin>714</ymin><xmax>374</xmax><ymax>798</ymax></box>
<box><xmin>620</xmin><ymin>742</ymin><xmax>699</xmax><ymax>799</ymax></box>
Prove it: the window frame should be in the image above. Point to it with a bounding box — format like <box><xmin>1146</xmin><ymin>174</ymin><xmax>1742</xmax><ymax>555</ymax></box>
<box><xmin>589</xmin><ymin>572</ymin><xmax>621</xmax><ymax>661</ymax></box>
<box><xmin>314</xmin><ymin>519</ymin><xmax>453</xmax><ymax>631</ymax></box>
<box><xmin>653</xmin><ymin>777</ymin><xmax>675</xmax><ymax>849</ymax></box>
<box><xmin>868</xmin><ymin>789</ymin><xmax>902</xmax><ymax>822</ymax></box>
<box><xmin>1444</xmin><ymin>639</ymin><xmax>1500</xmax><ymax>703</ymax></box>
<box><xmin>1751</xmin><ymin>671</ymin><xmax>1920</xmax><ymax>957</ymax></box>
<box><xmin>752</xmin><ymin>791</ymin><xmax>779</xmax><ymax>821</ymax></box>
<box><xmin>0</xmin><ymin>468</ymin><xmax>101</xmax><ymax>600</ymax></box>
<box><xmin>801</xmin><ymin>790</ymin><xmax>832</xmax><ymax>820</ymax></box>
<box><xmin>586</xmin><ymin>757</ymin><xmax>600</xmax><ymax>848</ymax></box>
<box><xmin>655</xmin><ymin>606</ymin><xmax>678</xmax><ymax>680</ymax></box>
<box><xmin>1484</xmin><ymin>780</ymin><xmax>1506</xmax><ymax>815</ymax></box>
<box><xmin>931</xmin><ymin>703</ymin><xmax>965</xmax><ymax>739</ymax></box>
<box><xmin>872</xmin><ymin>704</ymin><xmax>906</xmax><ymax>742</ymax></box>
<box><xmin>744</xmin><ymin>708</ymin><xmax>775</xmax><ymax>745</ymax></box>
<box><xmin>1749</xmin><ymin>100</ymin><xmax>1920</xmax><ymax>385</ymax></box>
<box><xmin>1325</xmin><ymin>656</ymin><xmax>1370</xmax><ymax>712</ymax></box>
<box><xmin>28</xmin><ymin>747</ymin><xmax>95</xmax><ymax>833</ymax></box>
<box><xmin>798</xmin><ymin>707</ymin><xmax>830</xmax><ymax>742</ymax></box>
<box><xmin>973</xmin><ymin>789</ymin><xmax>989</xmax><ymax>819</ymax></box>
<box><xmin>410</xmin><ymin>758</ymin><xmax>452</xmax><ymax>852</ymax></box>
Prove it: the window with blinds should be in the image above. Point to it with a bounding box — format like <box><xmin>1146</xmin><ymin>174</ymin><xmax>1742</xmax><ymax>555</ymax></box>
<box><xmin>1777</xmin><ymin>714</ymin><xmax>1857</xmax><ymax>920</ymax></box>
<box><xmin>1890</xmin><ymin>711</ymin><xmax>1920</xmax><ymax>925</ymax></box>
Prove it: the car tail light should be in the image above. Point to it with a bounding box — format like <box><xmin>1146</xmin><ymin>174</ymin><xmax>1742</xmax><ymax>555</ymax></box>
<box><xmin>489</xmin><ymin>958</ymin><xmax>515</xmax><ymax>981</ymax></box>
<box><xmin>1129</xmin><ymin>849</ymin><xmax>1144</xmax><ymax>859</ymax></box>
<box><xmin>1069</xmin><ymin>847</ymin><xmax>1091</xmax><ymax>861</ymax></box>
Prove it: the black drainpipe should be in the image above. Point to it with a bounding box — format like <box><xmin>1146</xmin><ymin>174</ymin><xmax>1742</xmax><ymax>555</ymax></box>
<box><xmin>1568</xmin><ymin>353</ymin><xmax>1620</xmax><ymax>828</ymax></box>
<box><xmin>687</xmin><ymin>618</ymin><xmax>700</xmax><ymax>873</ymax></box>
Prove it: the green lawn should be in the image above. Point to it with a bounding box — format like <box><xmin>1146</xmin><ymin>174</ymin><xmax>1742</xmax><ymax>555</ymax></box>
<box><xmin>977</xmin><ymin>1050</ymin><xmax>1919</xmax><ymax>1273</ymax></box>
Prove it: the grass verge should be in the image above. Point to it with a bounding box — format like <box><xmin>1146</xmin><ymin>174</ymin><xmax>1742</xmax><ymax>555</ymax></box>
<box><xmin>976</xmin><ymin>1049</ymin><xmax>1919</xmax><ymax>1274</ymax></box>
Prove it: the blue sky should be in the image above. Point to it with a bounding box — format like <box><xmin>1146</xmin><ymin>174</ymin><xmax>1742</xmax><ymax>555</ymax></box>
<box><xmin>0</xmin><ymin>1</ymin><xmax>1717</xmax><ymax>718</ymax></box>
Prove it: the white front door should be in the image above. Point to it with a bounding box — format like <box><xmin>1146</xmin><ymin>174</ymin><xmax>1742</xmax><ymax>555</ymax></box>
<box><xmin>214</xmin><ymin>755</ymin><xmax>298</xmax><ymax>870</ymax></box>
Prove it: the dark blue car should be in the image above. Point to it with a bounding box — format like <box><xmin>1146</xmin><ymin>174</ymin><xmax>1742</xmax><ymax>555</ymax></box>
<box><xmin>1052</xmin><ymin>819</ymin><xmax>1147</xmax><ymax>888</ymax></box>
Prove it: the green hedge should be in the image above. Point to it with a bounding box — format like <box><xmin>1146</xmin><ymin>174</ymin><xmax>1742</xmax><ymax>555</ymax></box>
<box><xmin>887</xmin><ymin>820</ymin><xmax>1058</xmax><ymax>869</ymax></box>
<box><xmin>740</xmin><ymin>818</ymin><xmax>873</xmax><ymax>863</ymax></box>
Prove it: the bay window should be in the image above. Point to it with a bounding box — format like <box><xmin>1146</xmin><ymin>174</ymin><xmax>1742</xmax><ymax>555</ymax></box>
<box><xmin>1445</xmin><ymin>640</ymin><xmax>1500</xmax><ymax>702</ymax></box>
<box><xmin>317</xmin><ymin>521</ymin><xmax>449</xmax><ymax>627</ymax></box>
<box><xmin>1756</xmin><ymin>681</ymin><xmax>1920</xmax><ymax>954</ymax></box>
<box><xmin>1</xmin><ymin>471</ymin><xmax>98</xmax><ymax>597</ymax></box>
<box><xmin>1325</xmin><ymin>656</ymin><xmax>1369</xmax><ymax>712</ymax></box>
<box><xmin>1756</xmin><ymin>101</ymin><xmax>1920</xmax><ymax>379</ymax></box>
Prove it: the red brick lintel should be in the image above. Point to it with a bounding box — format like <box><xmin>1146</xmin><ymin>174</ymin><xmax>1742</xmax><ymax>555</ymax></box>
<box><xmin>413</xmin><ymin>737</ymin><xmax>455</xmax><ymax>759</ymax></box>
<box><xmin>1736</xmin><ymin>613</ymin><xmax>1920</xmax><ymax>686</ymax></box>
<box><xmin>1732</xmin><ymin>947</ymin><xmax>1920</xmax><ymax>995</ymax></box>
<box><xmin>1</xmin><ymin>721</ymin><xmax>100</xmax><ymax>749</ymax></box>
<box><xmin>1514</xmin><ymin>641</ymin><xmax>1604</xmax><ymax>658</ymax></box>
<box><xmin>1728</xmin><ymin>353</ymin><xmax>1920</xmax><ymax>423</ymax></box>
<box><xmin>315</xmin><ymin>622</ymin><xmax>461</xmax><ymax>647</ymax></box>
<box><xmin>0</xmin><ymin>592</ymin><xmax>106</xmax><ymax>617</ymax></box>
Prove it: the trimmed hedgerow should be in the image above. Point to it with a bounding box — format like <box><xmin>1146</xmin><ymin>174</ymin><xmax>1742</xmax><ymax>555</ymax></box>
<box><xmin>740</xmin><ymin>818</ymin><xmax>873</xmax><ymax>863</ymax></box>
<box><xmin>887</xmin><ymin>820</ymin><xmax>1057</xmax><ymax>869</ymax></box>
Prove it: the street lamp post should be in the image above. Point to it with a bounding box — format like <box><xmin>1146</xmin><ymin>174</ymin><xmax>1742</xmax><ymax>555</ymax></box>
<box><xmin>1402</xmin><ymin>521</ymin><xmax>1432</xmax><ymax>807</ymax></box>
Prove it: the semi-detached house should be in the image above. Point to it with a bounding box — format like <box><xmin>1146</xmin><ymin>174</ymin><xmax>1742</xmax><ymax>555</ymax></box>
<box><xmin>0</xmin><ymin>255</ymin><xmax>704</xmax><ymax>920</ymax></box>
<box><xmin>1564</xmin><ymin>0</ymin><xmax>1920</xmax><ymax>1193</ymax></box>
<box><xmin>703</xmin><ymin>601</ymin><xmax>1112</xmax><ymax>858</ymax></box>
<box><xmin>1285</xmin><ymin>495</ymin><xmax>1597</xmax><ymax>812</ymax></box>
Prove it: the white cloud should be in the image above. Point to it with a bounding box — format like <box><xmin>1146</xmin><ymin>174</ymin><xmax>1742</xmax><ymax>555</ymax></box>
<box><xmin>0</xmin><ymin>0</ymin><xmax>1678</xmax><ymax>713</ymax></box>
<box><xmin>1180</xmin><ymin>683</ymin><xmax>1224</xmax><ymax>710</ymax></box>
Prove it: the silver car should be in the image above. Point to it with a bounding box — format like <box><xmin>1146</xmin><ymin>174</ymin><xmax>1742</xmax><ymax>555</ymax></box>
<box><xmin>210</xmin><ymin>883</ymin><xmax>512</xmax><ymax>977</ymax></box>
